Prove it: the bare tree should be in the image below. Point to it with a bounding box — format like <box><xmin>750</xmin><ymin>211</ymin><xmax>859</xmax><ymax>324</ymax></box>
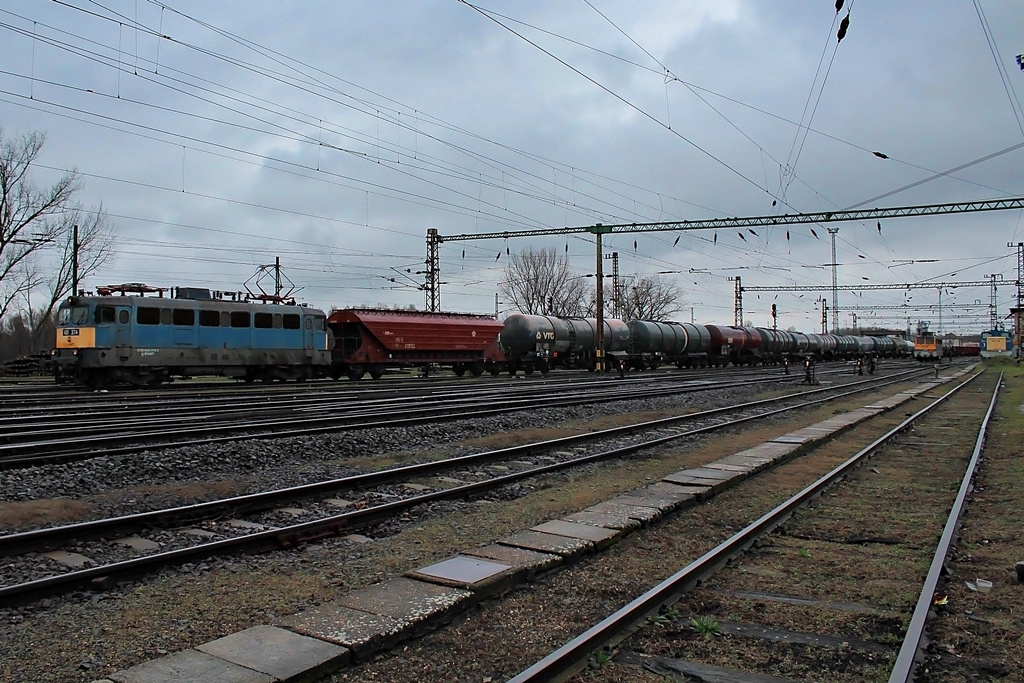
<box><xmin>499</xmin><ymin>246</ymin><xmax>592</xmax><ymax>316</ymax></box>
<box><xmin>615</xmin><ymin>274</ymin><xmax>684</xmax><ymax>321</ymax></box>
<box><xmin>0</xmin><ymin>128</ymin><xmax>113</xmax><ymax>345</ymax></box>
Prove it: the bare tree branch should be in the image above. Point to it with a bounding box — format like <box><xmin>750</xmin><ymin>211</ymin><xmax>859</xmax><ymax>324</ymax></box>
<box><xmin>499</xmin><ymin>246</ymin><xmax>591</xmax><ymax>316</ymax></box>
<box><xmin>616</xmin><ymin>274</ymin><xmax>684</xmax><ymax>321</ymax></box>
<box><xmin>0</xmin><ymin>128</ymin><xmax>115</xmax><ymax>348</ymax></box>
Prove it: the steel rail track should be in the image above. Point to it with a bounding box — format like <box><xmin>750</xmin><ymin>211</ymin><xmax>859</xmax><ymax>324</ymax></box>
<box><xmin>0</xmin><ymin>364</ymin><xmax>778</xmax><ymax>403</ymax></box>
<box><xmin>0</xmin><ymin>361</ymin><xmax>883</xmax><ymax>413</ymax></box>
<box><xmin>0</xmin><ymin>369</ymin><xmax>931</xmax><ymax>606</ymax></box>
<box><xmin>504</xmin><ymin>370</ymin><xmax>989</xmax><ymax>683</ymax></box>
<box><xmin>0</xmin><ymin>367</ymin><xmax>903</xmax><ymax>468</ymax></box>
<box><xmin>0</xmin><ymin>369</ymin><xmax>789</xmax><ymax>436</ymax></box>
<box><xmin>888</xmin><ymin>372</ymin><xmax>1002</xmax><ymax>682</ymax></box>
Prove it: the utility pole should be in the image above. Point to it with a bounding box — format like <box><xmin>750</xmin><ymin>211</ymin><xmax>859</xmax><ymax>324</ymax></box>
<box><xmin>988</xmin><ymin>273</ymin><xmax>1002</xmax><ymax>330</ymax></box>
<box><xmin>1010</xmin><ymin>242</ymin><xmax>1024</xmax><ymax>358</ymax></box>
<box><xmin>606</xmin><ymin>252</ymin><xmax>620</xmax><ymax>319</ymax></box>
<box><xmin>592</xmin><ymin>224</ymin><xmax>610</xmax><ymax>371</ymax></box>
<box><xmin>733</xmin><ymin>276</ymin><xmax>743</xmax><ymax>326</ymax></box>
<box><xmin>72</xmin><ymin>224</ymin><xmax>79</xmax><ymax>296</ymax></box>
<box><xmin>827</xmin><ymin>226</ymin><xmax>839</xmax><ymax>333</ymax></box>
<box><xmin>426</xmin><ymin>228</ymin><xmax>440</xmax><ymax>311</ymax></box>
<box><xmin>274</xmin><ymin>256</ymin><xmax>282</xmax><ymax>298</ymax></box>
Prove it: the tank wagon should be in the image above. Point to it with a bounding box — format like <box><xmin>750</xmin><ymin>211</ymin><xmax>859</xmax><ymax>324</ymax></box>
<box><xmin>501</xmin><ymin>315</ymin><xmax>914</xmax><ymax>373</ymax></box>
<box><xmin>627</xmin><ymin>320</ymin><xmax>711</xmax><ymax>368</ymax></box>
<box><xmin>499</xmin><ymin>314</ymin><xmax>630</xmax><ymax>374</ymax></box>
<box><xmin>327</xmin><ymin>309</ymin><xmax>504</xmax><ymax>380</ymax></box>
<box><xmin>53</xmin><ymin>284</ymin><xmax>330</xmax><ymax>386</ymax></box>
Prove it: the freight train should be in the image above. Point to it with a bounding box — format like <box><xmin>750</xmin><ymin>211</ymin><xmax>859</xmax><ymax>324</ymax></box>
<box><xmin>499</xmin><ymin>313</ymin><xmax>914</xmax><ymax>375</ymax></box>
<box><xmin>52</xmin><ymin>285</ymin><xmax>504</xmax><ymax>386</ymax></box>
<box><xmin>51</xmin><ymin>284</ymin><xmax>914</xmax><ymax>387</ymax></box>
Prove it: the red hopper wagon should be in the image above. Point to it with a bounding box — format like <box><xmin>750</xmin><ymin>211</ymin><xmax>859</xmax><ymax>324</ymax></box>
<box><xmin>327</xmin><ymin>309</ymin><xmax>505</xmax><ymax>380</ymax></box>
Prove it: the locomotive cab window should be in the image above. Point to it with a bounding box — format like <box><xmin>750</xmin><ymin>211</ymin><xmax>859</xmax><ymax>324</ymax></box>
<box><xmin>172</xmin><ymin>309</ymin><xmax>195</xmax><ymax>326</ymax></box>
<box><xmin>283</xmin><ymin>314</ymin><xmax>300</xmax><ymax>330</ymax></box>
<box><xmin>95</xmin><ymin>306</ymin><xmax>116</xmax><ymax>324</ymax></box>
<box><xmin>60</xmin><ymin>306</ymin><xmax>90</xmax><ymax>325</ymax></box>
<box><xmin>230</xmin><ymin>311</ymin><xmax>250</xmax><ymax>328</ymax></box>
<box><xmin>254</xmin><ymin>312</ymin><xmax>273</xmax><ymax>329</ymax></box>
<box><xmin>304</xmin><ymin>317</ymin><xmax>313</xmax><ymax>330</ymax></box>
<box><xmin>118</xmin><ymin>310</ymin><xmax>129</xmax><ymax>324</ymax></box>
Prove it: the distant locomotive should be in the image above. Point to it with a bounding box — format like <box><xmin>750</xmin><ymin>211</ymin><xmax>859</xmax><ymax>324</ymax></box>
<box><xmin>913</xmin><ymin>324</ymin><xmax>953</xmax><ymax>361</ymax></box>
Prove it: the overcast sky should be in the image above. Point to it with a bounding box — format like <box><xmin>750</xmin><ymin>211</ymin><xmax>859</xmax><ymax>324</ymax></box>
<box><xmin>2</xmin><ymin>0</ymin><xmax>1023</xmax><ymax>334</ymax></box>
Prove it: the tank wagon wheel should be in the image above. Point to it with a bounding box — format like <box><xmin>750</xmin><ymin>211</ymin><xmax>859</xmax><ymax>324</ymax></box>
<box><xmin>523</xmin><ymin>367</ymin><xmax>535</xmax><ymax>376</ymax></box>
<box><xmin>539</xmin><ymin>364</ymin><xmax>550</xmax><ymax>375</ymax></box>
<box><xmin>347</xmin><ymin>366</ymin><xmax>366</xmax><ymax>381</ymax></box>
<box><xmin>470</xmin><ymin>363</ymin><xmax>484</xmax><ymax>377</ymax></box>
<box><xmin>453</xmin><ymin>364</ymin><xmax>467</xmax><ymax>377</ymax></box>
<box><xmin>369</xmin><ymin>368</ymin><xmax>384</xmax><ymax>380</ymax></box>
<box><xmin>489</xmin><ymin>366</ymin><xmax>501</xmax><ymax>377</ymax></box>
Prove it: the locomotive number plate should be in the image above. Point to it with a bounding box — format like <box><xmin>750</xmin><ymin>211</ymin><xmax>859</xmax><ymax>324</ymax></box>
<box><xmin>62</xmin><ymin>328</ymin><xmax>80</xmax><ymax>336</ymax></box>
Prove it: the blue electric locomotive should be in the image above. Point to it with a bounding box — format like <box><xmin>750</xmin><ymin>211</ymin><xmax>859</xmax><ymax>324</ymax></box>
<box><xmin>53</xmin><ymin>284</ymin><xmax>331</xmax><ymax>386</ymax></box>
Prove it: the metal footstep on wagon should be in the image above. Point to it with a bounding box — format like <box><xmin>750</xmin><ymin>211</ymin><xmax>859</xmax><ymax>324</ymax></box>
<box><xmin>92</xmin><ymin>367</ymin><xmax>976</xmax><ymax>683</ymax></box>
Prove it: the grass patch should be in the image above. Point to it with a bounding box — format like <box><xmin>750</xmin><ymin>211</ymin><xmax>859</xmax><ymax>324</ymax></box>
<box><xmin>0</xmin><ymin>498</ymin><xmax>94</xmax><ymax>531</ymax></box>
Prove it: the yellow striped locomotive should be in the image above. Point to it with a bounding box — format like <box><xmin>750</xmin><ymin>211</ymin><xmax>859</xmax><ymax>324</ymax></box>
<box><xmin>53</xmin><ymin>284</ymin><xmax>330</xmax><ymax>387</ymax></box>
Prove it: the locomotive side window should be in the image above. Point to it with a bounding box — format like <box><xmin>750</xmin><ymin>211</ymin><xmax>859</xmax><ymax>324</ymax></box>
<box><xmin>304</xmin><ymin>318</ymin><xmax>313</xmax><ymax>330</ymax></box>
<box><xmin>283</xmin><ymin>314</ymin><xmax>300</xmax><ymax>330</ymax></box>
<box><xmin>230</xmin><ymin>311</ymin><xmax>250</xmax><ymax>328</ymax></box>
<box><xmin>95</xmin><ymin>306</ymin><xmax>116</xmax><ymax>323</ymax></box>
<box><xmin>118</xmin><ymin>310</ymin><xmax>129</xmax><ymax>324</ymax></box>
<box><xmin>199</xmin><ymin>309</ymin><xmax>220</xmax><ymax>327</ymax></box>
<box><xmin>221</xmin><ymin>311</ymin><xmax>230</xmax><ymax>327</ymax></box>
<box><xmin>138</xmin><ymin>307</ymin><xmax>160</xmax><ymax>325</ymax></box>
<box><xmin>254</xmin><ymin>312</ymin><xmax>273</xmax><ymax>329</ymax></box>
<box><xmin>160</xmin><ymin>308</ymin><xmax>172</xmax><ymax>325</ymax></box>
<box><xmin>172</xmin><ymin>309</ymin><xmax>195</xmax><ymax>326</ymax></box>
<box><xmin>273</xmin><ymin>314</ymin><xmax>283</xmax><ymax>329</ymax></box>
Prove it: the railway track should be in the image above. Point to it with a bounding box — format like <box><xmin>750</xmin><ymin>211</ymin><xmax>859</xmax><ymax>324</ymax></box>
<box><xmin>503</xmin><ymin>369</ymin><xmax>999</xmax><ymax>682</ymax></box>
<box><xmin>0</xmin><ymin>367</ymin><xmax>930</xmax><ymax>608</ymax></box>
<box><xmin>0</xmin><ymin>362</ymin><xmax>896</xmax><ymax>468</ymax></box>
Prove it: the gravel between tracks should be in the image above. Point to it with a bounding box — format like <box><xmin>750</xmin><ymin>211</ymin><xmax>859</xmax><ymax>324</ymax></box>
<box><xmin>0</xmin><ymin>370</ymin><xmax>939</xmax><ymax>683</ymax></box>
